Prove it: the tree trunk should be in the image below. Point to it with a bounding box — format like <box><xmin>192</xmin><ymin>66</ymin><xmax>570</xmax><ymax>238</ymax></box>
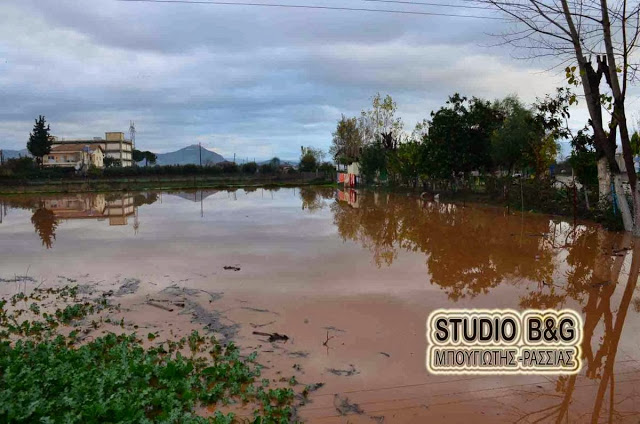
<box><xmin>597</xmin><ymin>157</ymin><xmax>611</xmax><ymax>201</ymax></box>
<box><xmin>633</xmin><ymin>185</ymin><xmax>640</xmax><ymax>237</ymax></box>
<box><xmin>584</xmin><ymin>185</ymin><xmax>590</xmax><ymax>210</ymax></box>
<box><xmin>612</xmin><ymin>173</ymin><xmax>633</xmax><ymax>231</ymax></box>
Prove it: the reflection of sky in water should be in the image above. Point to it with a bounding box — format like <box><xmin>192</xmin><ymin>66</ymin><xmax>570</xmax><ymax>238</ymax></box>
<box><xmin>0</xmin><ymin>189</ymin><xmax>345</xmax><ymax>281</ymax></box>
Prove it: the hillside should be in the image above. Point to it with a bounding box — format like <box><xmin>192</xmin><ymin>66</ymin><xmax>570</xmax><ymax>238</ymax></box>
<box><xmin>154</xmin><ymin>145</ymin><xmax>225</xmax><ymax>166</ymax></box>
<box><xmin>0</xmin><ymin>148</ymin><xmax>29</xmax><ymax>160</ymax></box>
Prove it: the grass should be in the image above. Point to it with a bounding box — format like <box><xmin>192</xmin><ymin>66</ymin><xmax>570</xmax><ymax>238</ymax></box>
<box><xmin>0</xmin><ymin>286</ymin><xmax>298</xmax><ymax>423</ymax></box>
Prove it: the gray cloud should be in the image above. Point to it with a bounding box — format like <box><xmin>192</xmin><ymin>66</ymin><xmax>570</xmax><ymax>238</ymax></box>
<box><xmin>1</xmin><ymin>0</ymin><xmax>635</xmax><ymax>160</ymax></box>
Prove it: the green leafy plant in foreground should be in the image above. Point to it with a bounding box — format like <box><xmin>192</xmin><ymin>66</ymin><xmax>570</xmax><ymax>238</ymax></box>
<box><xmin>0</xmin><ymin>287</ymin><xmax>297</xmax><ymax>423</ymax></box>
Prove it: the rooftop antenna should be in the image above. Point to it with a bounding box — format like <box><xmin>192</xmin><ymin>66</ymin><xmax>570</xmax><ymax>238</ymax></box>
<box><xmin>129</xmin><ymin>121</ymin><xmax>136</xmax><ymax>150</ymax></box>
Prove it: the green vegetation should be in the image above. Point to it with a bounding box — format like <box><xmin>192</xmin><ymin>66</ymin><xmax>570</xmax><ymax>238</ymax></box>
<box><xmin>133</xmin><ymin>149</ymin><xmax>158</xmax><ymax>167</ymax></box>
<box><xmin>0</xmin><ymin>157</ymin><xmax>334</xmax><ymax>195</ymax></box>
<box><xmin>0</xmin><ymin>286</ymin><xmax>298</xmax><ymax>423</ymax></box>
<box><xmin>329</xmin><ymin>91</ymin><xmax>628</xmax><ymax>228</ymax></box>
<box><xmin>330</xmin><ymin>115</ymin><xmax>361</xmax><ymax>166</ymax></box>
<box><xmin>333</xmin><ymin>90</ymin><xmax>572</xmax><ymax>187</ymax></box>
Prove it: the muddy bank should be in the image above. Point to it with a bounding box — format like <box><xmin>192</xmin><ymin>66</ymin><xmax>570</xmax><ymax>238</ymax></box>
<box><xmin>2</xmin><ymin>267</ymin><xmax>639</xmax><ymax>423</ymax></box>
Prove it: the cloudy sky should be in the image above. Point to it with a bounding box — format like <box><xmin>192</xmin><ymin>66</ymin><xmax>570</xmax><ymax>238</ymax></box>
<box><xmin>1</xmin><ymin>0</ymin><xmax>638</xmax><ymax>160</ymax></box>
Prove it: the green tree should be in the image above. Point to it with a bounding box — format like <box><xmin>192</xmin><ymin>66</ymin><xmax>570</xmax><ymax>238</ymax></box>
<box><xmin>358</xmin><ymin>93</ymin><xmax>404</xmax><ymax>148</ymax></box>
<box><xmin>568</xmin><ymin>130</ymin><xmax>598</xmax><ymax>187</ymax></box>
<box><xmin>143</xmin><ymin>151</ymin><xmax>157</xmax><ymax>167</ymax></box>
<box><xmin>330</xmin><ymin>115</ymin><xmax>362</xmax><ymax>165</ymax></box>
<box><xmin>132</xmin><ymin>149</ymin><xmax>145</xmax><ymax>164</ymax></box>
<box><xmin>490</xmin><ymin>98</ymin><xmax>533</xmax><ymax>174</ymax></box>
<box><xmin>426</xmin><ymin>94</ymin><xmax>502</xmax><ymax>181</ymax></box>
<box><xmin>27</xmin><ymin>115</ymin><xmax>52</xmax><ymax>167</ymax></box>
<box><xmin>241</xmin><ymin>161</ymin><xmax>258</xmax><ymax>174</ymax></box>
<box><xmin>103</xmin><ymin>157</ymin><xmax>120</xmax><ymax>168</ymax></box>
<box><xmin>299</xmin><ymin>146</ymin><xmax>324</xmax><ymax>172</ymax></box>
<box><xmin>389</xmin><ymin>141</ymin><xmax>424</xmax><ymax>188</ymax></box>
<box><xmin>631</xmin><ymin>131</ymin><xmax>640</xmax><ymax>156</ymax></box>
<box><xmin>529</xmin><ymin>88</ymin><xmax>570</xmax><ymax>178</ymax></box>
<box><xmin>299</xmin><ymin>153</ymin><xmax>317</xmax><ymax>172</ymax></box>
<box><xmin>318</xmin><ymin>162</ymin><xmax>336</xmax><ymax>173</ymax></box>
<box><xmin>359</xmin><ymin>142</ymin><xmax>388</xmax><ymax>183</ymax></box>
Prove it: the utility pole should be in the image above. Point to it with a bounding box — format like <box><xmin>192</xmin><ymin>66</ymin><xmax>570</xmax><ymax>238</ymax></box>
<box><xmin>233</xmin><ymin>153</ymin><xmax>236</xmax><ymax>164</ymax></box>
<box><xmin>199</xmin><ymin>143</ymin><xmax>202</xmax><ymax>167</ymax></box>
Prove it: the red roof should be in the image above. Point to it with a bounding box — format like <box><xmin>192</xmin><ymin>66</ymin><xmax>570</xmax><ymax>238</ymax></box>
<box><xmin>50</xmin><ymin>144</ymin><xmax>103</xmax><ymax>153</ymax></box>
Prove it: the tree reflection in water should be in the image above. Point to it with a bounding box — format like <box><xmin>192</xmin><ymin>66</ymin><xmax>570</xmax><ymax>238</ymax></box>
<box><xmin>332</xmin><ymin>189</ymin><xmax>640</xmax><ymax>422</ymax></box>
<box><xmin>332</xmin><ymin>190</ymin><xmax>558</xmax><ymax>299</ymax></box>
<box><xmin>1</xmin><ymin>192</ymin><xmax>159</xmax><ymax>249</ymax></box>
<box><xmin>30</xmin><ymin>205</ymin><xmax>58</xmax><ymax>249</ymax></box>
<box><xmin>300</xmin><ymin>187</ymin><xmax>336</xmax><ymax>212</ymax></box>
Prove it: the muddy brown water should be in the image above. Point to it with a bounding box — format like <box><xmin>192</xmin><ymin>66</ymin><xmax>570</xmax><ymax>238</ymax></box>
<box><xmin>0</xmin><ymin>188</ymin><xmax>639</xmax><ymax>423</ymax></box>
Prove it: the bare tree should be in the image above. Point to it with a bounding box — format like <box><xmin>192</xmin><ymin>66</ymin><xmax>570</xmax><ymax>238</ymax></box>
<box><xmin>484</xmin><ymin>0</ymin><xmax>640</xmax><ymax>233</ymax></box>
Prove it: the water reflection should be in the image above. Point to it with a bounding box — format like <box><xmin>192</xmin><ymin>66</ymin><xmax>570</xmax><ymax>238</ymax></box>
<box><xmin>300</xmin><ymin>187</ymin><xmax>335</xmax><ymax>212</ymax></box>
<box><xmin>0</xmin><ymin>188</ymin><xmax>638</xmax><ymax>420</ymax></box>
<box><xmin>31</xmin><ymin>205</ymin><xmax>58</xmax><ymax>249</ymax></box>
<box><xmin>333</xmin><ymin>189</ymin><xmax>640</xmax><ymax>422</ymax></box>
<box><xmin>333</xmin><ymin>190</ymin><xmax>562</xmax><ymax>299</ymax></box>
<box><xmin>0</xmin><ymin>193</ymin><xmax>156</xmax><ymax>248</ymax></box>
<box><xmin>0</xmin><ymin>189</ymin><xmax>295</xmax><ymax>248</ymax></box>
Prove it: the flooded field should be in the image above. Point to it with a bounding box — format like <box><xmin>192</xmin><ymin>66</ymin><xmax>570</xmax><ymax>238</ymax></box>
<box><xmin>0</xmin><ymin>187</ymin><xmax>639</xmax><ymax>423</ymax></box>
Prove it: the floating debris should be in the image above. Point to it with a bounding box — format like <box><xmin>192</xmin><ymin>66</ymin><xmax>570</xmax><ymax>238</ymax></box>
<box><xmin>288</xmin><ymin>351</ymin><xmax>309</xmax><ymax>358</ymax></box>
<box><xmin>253</xmin><ymin>331</ymin><xmax>289</xmax><ymax>343</ymax></box>
<box><xmin>327</xmin><ymin>365</ymin><xmax>359</xmax><ymax>377</ymax></box>
<box><xmin>334</xmin><ymin>394</ymin><xmax>364</xmax><ymax>415</ymax></box>
<box><xmin>223</xmin><ymin>266</ymin><xmax>241</xmax><ymax>271</ymax></box>
<box><xmin>115</xmin><ymin>278</ymin><xmax>140</xmax><ymax>296</ymax></box>
<box><xmin>147</xmin><ymin>301</ymin><xmax>174</xmax><ymax>312</ymax></box>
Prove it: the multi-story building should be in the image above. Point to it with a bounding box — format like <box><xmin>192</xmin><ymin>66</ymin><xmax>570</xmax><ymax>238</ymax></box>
<box><xmin>43</xmin><ymin>193</ymin><xmax>136</xmax><ymax>226</ymax></box>
<box><xmin>43</xmin><ymin>144</ymin><xmax>104</xmax><ymax>169</ymax></box>
<box><xmin>50</xmin><ymin>132</ymin><xmax>134</xmax><ymax>167</ymax></box>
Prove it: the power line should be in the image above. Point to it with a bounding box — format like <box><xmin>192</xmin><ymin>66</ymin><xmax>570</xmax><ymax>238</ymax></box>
<box><xmin>362</xmin><ymin>0</ymin><xmax>492</xmax><ymax>11</ymax></box>
<box><xmin>116</xmin><ymin>0</ymin><xmax>505</xmax><ymax>20</ymax></box>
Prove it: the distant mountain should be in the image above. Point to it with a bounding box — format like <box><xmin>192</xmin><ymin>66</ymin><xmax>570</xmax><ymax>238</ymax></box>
<box><xmin>257</xmin><ymin>159</ymin><xmax>298</xmax><ymax>166</ymax></box>
<box><xmin>0</xmin><ymin>148</ymin><xmax>29</xmax><ymax>160</ymax></box>
<box><xmin>171</xmin><ymin>190</ymin><xmax>220</xmax><ymax>202</ymax></box>
<box><xmin>154</xmin><ymin>145</ymin><xmax>225</xmax><ymax>166</ymax></box>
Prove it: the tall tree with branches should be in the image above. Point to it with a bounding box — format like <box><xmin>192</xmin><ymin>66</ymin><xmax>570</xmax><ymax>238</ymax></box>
<box><xmin>27</xmin><ymin>115</ymin><xmax>52</xmax><ymax>168</ymax></box>
<box><xmin>330</xmin><ymin>115</ymin><xmax>362</xmax><ymax>165</ymax></box>
<box><xmin>358</xmin><ymin>93</ymin><xmax>404</xmax><ymax>150</ymax></box>
<box><xmin>483</xmin><ymin>0</ymin><xmax>640</xmax><ymax>233</ymax></box>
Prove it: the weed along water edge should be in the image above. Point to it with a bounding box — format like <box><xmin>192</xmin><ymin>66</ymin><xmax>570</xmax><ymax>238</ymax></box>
<box><xmin>0</xmin><ymin>187</ymin><xmax>639</xmax><ymax>422</ymax></box>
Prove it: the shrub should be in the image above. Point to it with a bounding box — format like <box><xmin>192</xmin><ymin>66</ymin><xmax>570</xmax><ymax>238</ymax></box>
<box><xmin>259</xmin><ymin>164</ymin><xmax>276</xmax><ymax>174</ymax></box>
<box><xmin>220</xmin><ymin>162</ymin><xmax>239</xmax><ymax>174</ymax></box>
<box><xmin>241</xmin><ymin>162</ymin><xmax>258</xmax><ymax>174</ymax></box>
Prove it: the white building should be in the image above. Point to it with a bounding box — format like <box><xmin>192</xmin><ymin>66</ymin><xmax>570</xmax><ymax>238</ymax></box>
<box><xmin>51</xmin><ymin>132</ymin><xmax>134</xmax><ymax>167</ymax></box>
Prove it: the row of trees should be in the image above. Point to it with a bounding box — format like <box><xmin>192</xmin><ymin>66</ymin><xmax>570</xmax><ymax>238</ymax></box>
<box><xmin>299</xmin><ymin>146</ymin><xmax>335</xmax><ymax>173</ymax></box>
<box><xmin>331</xmin><ymin>91</ymin><xmax>573</xmax><ymax>189</ymax></box>
<box><xmin>331</xmin><ymin>0</ymin><xmax>640</xmax><ymax>234</ymax></box>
